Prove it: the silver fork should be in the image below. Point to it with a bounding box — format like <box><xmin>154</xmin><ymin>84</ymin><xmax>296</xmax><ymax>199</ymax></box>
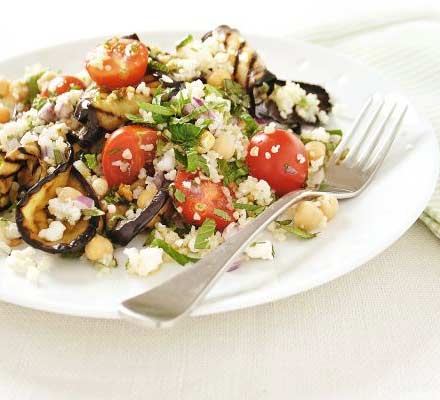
<box><xmin>119</xmin><ymin>95</ymin><xmax>408</xmax><ymax>328</ymax></box>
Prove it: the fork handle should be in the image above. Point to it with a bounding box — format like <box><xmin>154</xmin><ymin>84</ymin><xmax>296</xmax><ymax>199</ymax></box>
<box><xmin>119</xmin><ymin>189</ymin><xmax>319</xmax><ymax>327</ymax></box>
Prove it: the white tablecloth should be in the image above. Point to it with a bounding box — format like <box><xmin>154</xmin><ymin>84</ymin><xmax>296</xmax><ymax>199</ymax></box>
<box><xmin>1</xmin><ymin>2</ymin><xmax>440</xmax><ymax>399</ymax></box>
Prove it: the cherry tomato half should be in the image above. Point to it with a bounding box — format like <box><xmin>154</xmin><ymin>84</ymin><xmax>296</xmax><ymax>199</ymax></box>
<box><xmin>41</xmin><ymin>75</ymin><xmax>85</xmax><ymax>97</ymax></box>
<box><xmin>174</xmin><ymin>171</ymin><xmax>236</xmax><ymax>231</ymax></box>
<box><xmin>246</xmin><ymin>129</ymin><xmax>308</xmax><ymax>195</ymax></box>
<box><xmin>86</xmin><ymin>37</ymin><xmax>149</xmax><ymax>90</ymax></box>
<box><xmin>101</xmin><ymin>125</ymin><xmax>158</xmax><ymax>187</ymax></box>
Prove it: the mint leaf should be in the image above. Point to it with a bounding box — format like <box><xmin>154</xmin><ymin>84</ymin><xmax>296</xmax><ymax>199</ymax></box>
<box><xmin>223</xmin><ymin>79</ymin><xmax>250</xmax><ymax>114</ymax></box>
<box><xmin>169</xmin><ymin>123</ymin><xmax>202</xmax><ymax>148</ymax></box>
<box><xmin>240</xmin><ymin>113</ymin><xmax>259</xmax><ymax>136</ymax></box>
<box><xmin>194</xmin><ymin>218</ymin><xmax>216</xmax><ymax>250</ymax></box>
<box><xmin>139</xmin><ymin>102</ymin><xmax>174</xmax><ymax>116</ymax></box>
<box><xmin>25</xmin><ymin>70</ymin><xmax>45</xmax><ymax>104</ymax></box>
<box><xmin>213</xmin><ymin>208</ymin><xmax>231</xmax><ymax>222</ymax></box>
<box><xmin>176</xmin><ymin>34</ymin><xmax>193</xmax><ymax>50</ymax></box>
<box><xmin>233</xmin><ymin>202</ymin><xmax>265</xmax><ymax>216</ymax></box>
<box><xmin>174</xmin><ymin>189</ymin><xmax>186</xmax><ymax>203</ymax></box>
<box><xmin>186</xmin><ymin>148</ymin><xmax>210</xmax><ymax>175</ymax></box>
<box><xmin>149</xmin><ymin>59</ymin><xmax>169</xmax><ymax>73</ymax></box>
<box><xmin>82</xmin><ymin>153</ymin><xmax>97</xmax><ymax>170</ymax></box>
<box><xmin>217</xmin><ymin>159</ymin><xmax>248</xmax><ymax>185</ymax></box>
<box><xmin>32</xmin><ymin>95</ymin><xmax>48</xmax><ymax>111</ymax></box>
<box><xmin>327</xmin><ymin>129</ymin><xmax>343</xmax><ymax>136</ymax></box>
<box><xmin>151</xmin><ymin>239</ymin><xmax>198</xmax><ymax>266</ymax></box>
<box><xmin>277</xmin><ymin>222</ymin><xmax>316</xmax><ymax>239</ymax></box>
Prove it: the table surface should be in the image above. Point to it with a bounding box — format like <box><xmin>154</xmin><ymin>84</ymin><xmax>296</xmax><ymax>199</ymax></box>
<box><xmin>1</xmin><ymin>1</ymin><xmax>439</xmax><ymax>399</ymax></box>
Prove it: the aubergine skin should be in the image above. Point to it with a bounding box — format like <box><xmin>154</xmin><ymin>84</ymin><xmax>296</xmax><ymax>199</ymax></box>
<box><xmin>108</xmin><ymin>188</ymin><xmax>169</xmax><ymax>246</ymax></box>
<box><xmin>249</xmin><ymin>70</ymin><xmax>332</xmax><ymax>129</ymax></box>
<box><xmin>15</xmin><ymin>147</ymin><xmax>101</xmax><ymax>254</ymax></box>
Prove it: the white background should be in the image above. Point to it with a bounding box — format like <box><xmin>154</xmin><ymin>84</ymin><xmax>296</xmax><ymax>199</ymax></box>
<box><xmin>1</xmin><ymin>0</ymin><xmax>440</xmax><ymax>399</ymax></box>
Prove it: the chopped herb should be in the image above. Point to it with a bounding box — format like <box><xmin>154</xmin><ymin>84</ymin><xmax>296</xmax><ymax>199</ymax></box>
<box><xmin>32</xmin><ymin>95</ymin><xmax>48</xmax><ymax>111</ymax></box>
<box><xmin>194</xmin><ymin>218</ymin><xmax>216</xmax><ymax>250</ymax></box>
<box><xmin>169</xmin><ymin>92</ymin><xmax>190</xmax><ymax>115</ymax></box>
<box><xmin>176</xmin><ymin>34</ymin><xmax>193</xmax><ymax>50</ymax></box>
<box><xmin>82</xmin><ymin>153</ymin><xmax>97</xmax><ymax>170</ymax></box>
<box><xmin>139</xmin><ymin>102</ymin><xmax>174</xmax><ymax>116</ymax></box>
<box><xmin>204</xmin><ymin>84</ymin><xmax>224</xmax><ymax>97</ymax></box>
<box><xmin>213</xmin><ymin>208</ymin><xmax>231</xmax><ymax>221</ymax></box>
<box><xmin>233</xmin><ymin>202</ymin><xmax>265</xmax><ymax>216</ymax></box>
<box><xmin>217</xmin><ymin>159</ymin><xmax>248</xmax><ymax>185</ymax></box>
<box><xmin>276</xmin><ymin>219</ymin><xmax>292</xmax><ymax>226</ymax></box>
<box><xmin>240</xmin><ymin>113</ymin><xmax>259</xmax><ymax>136</ymax></box>
<box><xmin>149</xmin><ymin>59</ymin><xmax>170</xmax><ymax>73</ymax></box>
<box><xmin>174</xmin><ymin>189</ymin><xmax>186</xmax><ymax>203</ymax></box>
<box><xmin>82</xmin><ymin>208</ymin><xmax>105</xmax><ymax>217</ymax></box>
<box><xmin>168</xmin><ymin>123</ymin><xmax>202</xmax><ymax>148</ymax></box>
<box><xmin>174</xmin><ymin>148</ymin><xmax>187</xmax><ymax>167</ymax></box>
<box><xmin>186</xmin><ymin>148</ymin><xmax>209</xmax><ymax>175</ymax></box>
<box><xmin>104</xmin><ymin>190</ymin><xmax>123</xmax><ymax>204</ymax></box>
<box><xmin>126</xmin><ymin>113</ymin><xmax>148</xmax><ymax>124</ymax></box>
<box><xmin>151</xmin><ymin>238</ymin><xmax>198</xmax><ymax>266</ymax></box>
<box><xmin>223</xmin><ymin>79</ymin><xmax>250</xmax><ymax>115</ymax></box>
<box><xmin>53</xmin><ymin>149</ymin><xmax>65</xmax><ymax>165</ymax></box>
<box><xmin>108</xmin><ymin>147</ymin><xmax>121</xmax><ymax>155</ymax></box>
<box><xmin>277</xmin><ymin>222</ymin><xmax>316</xmax><ymax>239</ymax></box>
<box><xmin>327</xmin><ymin>129</ymin><xmax>343</xmax><ymax>136</ymax></box>
<box><xmin>143</xmin><ymin>229</ymin><xmax>156</xmax><ymax>246</ymax></box>
<box><xmin>25</xmin><ymin>70</ymin><xmax>45</xmax><ymax>104</ymax></box>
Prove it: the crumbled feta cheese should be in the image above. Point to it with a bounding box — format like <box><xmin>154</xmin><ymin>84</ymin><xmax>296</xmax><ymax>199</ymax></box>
<box><xmin>122</xmin><ymin>148</ymin><xmax>133</xmax><ymax>160</ymax></box>
<box><xmin>193</xmin><ymin>212</ymin><xmax>201</xmax><ymax>221</ymax></box>
<box><xmin>264</xmin><ymin>122</ymin><xmax>277</xmax><ymax>134</ymax></box>
<box><xmin>126</xmin><ymin>86</ymin><xmax>135</xmax><ymax>100</ymax></box>
<box><xmin>135</xmin><ymin>82</ymin><xmax>151</xmax><ymax>96</ymax></box>
<box><xmin>164</xmin><ymin>169</ymin><xmax>177</xmax><ymax>181</ymax></box>
<box><xmin>301</xmin><ymin>127</ymin><xmax>330</xmax><ymax>143</ymax></box>
<box><xmin>236</xmin><ymin>177</ymin><xmax>273</xmax><ymax>206</ymax></box>
<box><xmin>250</xmin><ymin>146</ymin><xmax>259</xmax><ymax>157</ymax></box>
<box><xmin>270</xmin><ymin>82</ymin><xmax>305</xmax><ymax>119</ymax></box>
<box><xmin>48</xmin><ymin>197</ymin><xmax>82</xmax><ymax>225</ymax></box>
<box><xmin>87</xmin><ymin>45</ymin><xmax>110</xmax><ymax>70</ymax></box>
<box><xmin>265</xmin><ymin>152</ymin><xmax>271</xmax><ymax>160</ymax></box>
<box><xmin>182</xmin><ymin>180</ymin><xmax>192</xmax><ymax>189</ymax></box>
<box><xmin>38</xmin><ymin>221</ymin><xmax>66</xmax><ymax>242</ymax></box>
<box><xmin>310</xmin><ymin>156</ymin><xmax>325</xmax><ymax>173</ymax></box>
<box><xmin>138</xmin><ymin>168</ymin><xmax>147</xmax><ymax>179</ymax></box>
<box><xmin>156</xmin><ymin>148</ymin><xmax>175</xmax><ymax>172</ymax></box>
<box><xmin>297</xmin><ymin>153</ymin><xmax>306</xmax><ymax>164</ymax></box>
<box><xmin>54</xmin><ymin>90</ymin><xmax>82</xmax><ymax>120</ymax></box>
<box><xmin>296</xmin><ymin>93</ymin><xmax>320</xmax><ymax>123</ymax></box>
<box><xmin>271</xmin><ymin>144</ymin><xmax>280</xmax><ymax>154</ymax></box>
<box><xmin>202</xmin><ymin>150</ymin><xmax>222</xmax><ymax>183</ymax></box>
<box><xmin>4</xmin><ymin>247</ymin><xmax>52</xmax><ymax>284</ymax></box>
<box><xmin>139</xmin><ymin>109</ymin><xmax>155</xmax><ymax>123</ymax></box>
<box><xmin>140</xmin><ymin>143</ymin><xmax>154</xmax><ymax>152</ymax></box>
<box><xmin>107</xmin><ymin>204</ymin><xmax>116</xmax><ymax>214</ymax></box>
<box><xmin>176</xmin><ymin>206</ymin><xmax>183</xmax><ymax>213</ymax></box>
<box><xmin>124</xmin><ymin>247</ymin><xmax>163</xmax><ymax>277</ymax></box>
<box><xmin>111</xmin><ymin>160</ymin><xmax>129</xmax><ymax>173</ymax></box>
<box><xmin>245</xmin><ymin>241</ymin><xmax>274</xmax><ymax>260</ymax></box>
<box><xmin>161</xmin><ymin>74</ymin><xmax>174</xmax><ymax>83</ymax></box>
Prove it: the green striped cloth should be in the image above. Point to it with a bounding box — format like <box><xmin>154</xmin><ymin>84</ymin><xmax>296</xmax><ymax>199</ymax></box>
<box><xmin>292</xmin><ymin>11</ymin><xmax>440</xmax><ymax>239</ymax></box>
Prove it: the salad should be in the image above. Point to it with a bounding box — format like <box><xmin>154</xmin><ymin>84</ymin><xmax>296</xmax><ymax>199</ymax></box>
<box><xmin>0</xmin><ymin>26</ymin><xmax>342</xmax><ymax>280</ymax></box>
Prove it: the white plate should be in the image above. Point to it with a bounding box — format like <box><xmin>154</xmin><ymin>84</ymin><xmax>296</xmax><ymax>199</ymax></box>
<box><xmin>0</xmin><ymin>32</ymin><xmax>438</xmax><ymax>319</ymax></box>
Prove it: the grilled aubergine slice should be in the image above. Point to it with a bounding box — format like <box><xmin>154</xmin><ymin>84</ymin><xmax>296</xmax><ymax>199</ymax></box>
<box><xmin>202</xmin><ymin>25</ymin><xmax>332</xmax><ymax>128</ymax></box>
<box><xmin>107</xmin><ymin>184</ymin><xmax>170</xmax><ymax>246</ymax></box>
<box><xmin>16</xmin><ymin>145</ymin><xmax>101</xmax><ymax>254</ymax></box>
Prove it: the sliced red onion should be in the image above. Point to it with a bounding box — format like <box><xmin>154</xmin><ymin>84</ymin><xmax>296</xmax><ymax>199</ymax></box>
<box><xmin>153</xmin><ymin>171</ymin><xmax>165</xmax><ymax>188</ymax></box>
<box><xmin>255</xmin><ymin>118</ymin><xmax>268</xmax><ymax>124</ymax></box>
<box><xmin>284</xmin><ymin>165</ymin><xmax>297</xmax><ymax>175</ymax></box>
<box><xmin>227</xmin><ymin>257</ymin><xmax>244</xmax><ymax>272</ymax></box>
<box><xmin>75</xmin><ymin>195</ymin><xmax>95</xmax><ymax>209</ymax></box>
<box><xmin>182</xmin><ymin>104</ymin><xmax>195</xmax><ymax>115</ymax></box>
<box><xmin>193</xmin><ymin>98</ymin><xmax>204</xmax><ymax>106</ymax></box>
<box><xmin>38</xmin><ymin>102</ymin><xmax>56</xmax><ymax>122</ymax></box>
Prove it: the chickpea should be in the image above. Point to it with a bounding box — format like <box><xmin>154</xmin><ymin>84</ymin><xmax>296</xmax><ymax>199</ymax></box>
<box><xmin>137</xmin><ymin>184</ymin><xmax>158</xmax><ymax>209</ymax></box>
<box><xmin>92</xmin><ymin>177</ymin><xmax>109</xmax><ymax>197</ymax></box>
<box><xmin>118</xmin><ymin>184</ymin><xmax>133</xmax><ymax>201</ymax></box>
<box><xmin>57</xmin><ymin>186</ymin><xmax>82</xmax><ymax>201</ymax></box>
<box><xmin>318</xmin><ymin>195</ymin><xmax>338</xmax><ymax>221</ymax></box>
<box><xmin>197</xmin><ymin>130</ymin><xmax>215</xmax><ymax>153</ymax></box>
<box><xmin>207</xmin><ymin>69</ymin><xmax>231</xmax><ymax>88</ymax></box>
<box><xmin>293</xmin><ymin>201</ymin><xmax>326</xmax><ymax>232</ymax></box>
<box><xmin>213</xmin><ymin>133</ymin><xmax>235</xmax><ymax>160</ymax></box>
<box><xmin>0</xmin><ymin>78</ymin><xmax>10</xmax><ymax>98</ymax></box>
<box><xmin>9</xmin><ymin>80</ymin><xmax>28</xmax><ymax>102</ymax></box>
<box><xmin>305</xmin><ymin>141</ymin><xmax>326</xmax><ymax>161</ymax></box>
<box><xmin>0</xmin><ymin>106</ymin><xmax>10</xmax><ymax>123</ymax></box>
<box><xmin>85</xmin><ymin>235</ymin><xmax>114</xmax><ymax>262</ymax></box>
